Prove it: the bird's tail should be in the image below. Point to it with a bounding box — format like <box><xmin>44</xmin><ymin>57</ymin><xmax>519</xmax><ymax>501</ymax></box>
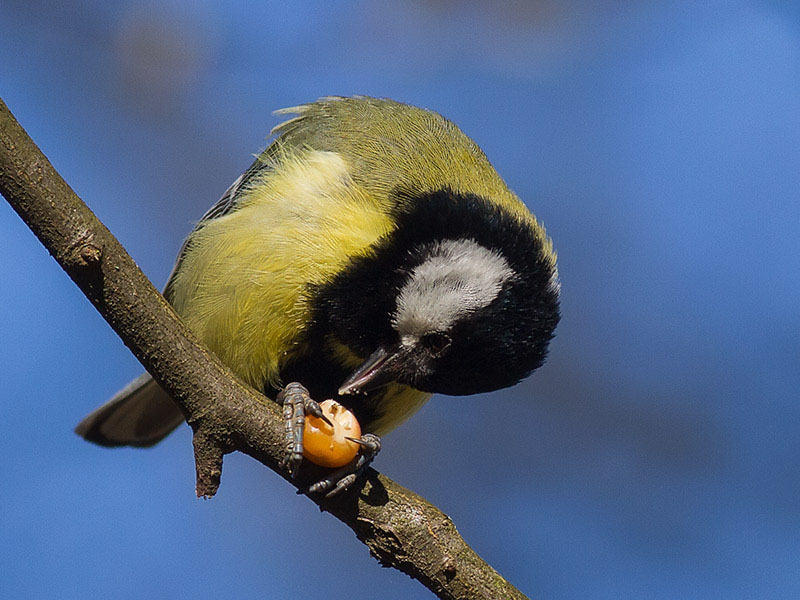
<box><xmin>75</xmin><ymin>373</ymin><xmax>185</xmax><ymax>447</ymax></box>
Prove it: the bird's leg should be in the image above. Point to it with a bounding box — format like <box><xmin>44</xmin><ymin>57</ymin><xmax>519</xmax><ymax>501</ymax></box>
<box><xmin>275</xmin><ymin>382</ymin><xmax>331</xmax><ymax>479</ymax></box>
<box><xmin>303</xmin><ymin>433</ymin><xmax>382</xmax><ymax>498</ymax></box>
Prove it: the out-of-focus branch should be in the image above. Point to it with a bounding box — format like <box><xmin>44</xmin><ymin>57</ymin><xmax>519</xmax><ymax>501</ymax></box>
<box><xmin>0</xmin><ymin>97</ymin><xmax>530</xmax><ymax>600</ymax></box>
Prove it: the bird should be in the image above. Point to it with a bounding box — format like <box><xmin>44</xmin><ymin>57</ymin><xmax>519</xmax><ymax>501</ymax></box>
<box><xmin>75</xmin><ymin>96</ymin><xmax>561</xmax><ymax>495</ymax></box>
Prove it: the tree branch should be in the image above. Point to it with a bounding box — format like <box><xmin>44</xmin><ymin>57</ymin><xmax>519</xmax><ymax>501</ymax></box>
<box><xmin>0</xmin><ymin>97</ymin><xmax>530</xmax><ymax>600</ymax></box>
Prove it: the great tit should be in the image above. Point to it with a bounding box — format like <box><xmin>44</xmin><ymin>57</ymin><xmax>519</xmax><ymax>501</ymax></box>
<box><xmin>76</xmin><ymin>96</ymin><xmax>561</xmax><ymax>493</ymax></box>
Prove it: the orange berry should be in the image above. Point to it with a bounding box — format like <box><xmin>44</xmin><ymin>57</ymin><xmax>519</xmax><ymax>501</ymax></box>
<box><xmin>302</xmin><ymin>400</ymin><xmax>362</xmax><ymax>468</ymax></box>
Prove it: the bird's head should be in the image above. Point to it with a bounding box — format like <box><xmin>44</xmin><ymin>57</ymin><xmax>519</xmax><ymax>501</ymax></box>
<box><xmin>317</xmin><ymin>189</ymin><xmax>561</xmax><ymax>398</ymax></box>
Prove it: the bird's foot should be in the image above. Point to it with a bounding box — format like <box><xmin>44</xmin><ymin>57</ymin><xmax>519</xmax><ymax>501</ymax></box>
<box><xmin>303</xmin><ymin>433</ymin><xmax>382</xmax><ymax>498</ymax></box>
<box><xmin>276</xmin><ymin>382</ymin><xmax>331</xmax><ymax>479</ymax></box>
<box><xmin>277</xmin><ymin>382</ymin><xmax>381</xmax><ymax>497</ymax></box>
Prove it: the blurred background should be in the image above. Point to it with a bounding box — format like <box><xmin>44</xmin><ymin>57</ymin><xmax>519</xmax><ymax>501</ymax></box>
<box><xmin>2</xmin><ymin>1</ymin><xmax>799</xmax><ymax>598</ymax></box>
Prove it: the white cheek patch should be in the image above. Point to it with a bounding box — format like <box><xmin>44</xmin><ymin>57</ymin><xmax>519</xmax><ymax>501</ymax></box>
<box><xmin>393</xmin><ymin>239</ymin><xmax>515</xmax><ymax>337</ymax></box>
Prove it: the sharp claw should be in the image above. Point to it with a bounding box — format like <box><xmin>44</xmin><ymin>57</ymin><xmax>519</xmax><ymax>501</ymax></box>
<box><xmin>303</xmin><ymin>396</ymin><xmax>333</xmax><ymax>427</ymax></box>
<box><xmin>345</xmin><ymin>436</ymin><xmax>369</xmax><ymax>446</ymax></box>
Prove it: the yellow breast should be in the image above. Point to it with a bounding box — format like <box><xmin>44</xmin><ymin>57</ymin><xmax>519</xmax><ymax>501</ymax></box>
<box><xmin>167</xmin><ymin>150</ymin><xmax>394</xmax><ymax>391</ymax></box>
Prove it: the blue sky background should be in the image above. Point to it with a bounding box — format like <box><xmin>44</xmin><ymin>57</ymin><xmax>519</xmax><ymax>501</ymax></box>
<box><xmin>2</xmin><ymin>1</ymin><xmax>799</xmax><ymax>598</ymax></box>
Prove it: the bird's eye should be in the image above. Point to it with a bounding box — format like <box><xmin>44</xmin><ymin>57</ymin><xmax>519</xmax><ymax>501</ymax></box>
<box><xmin>420</xmin><ymin>332</ymin><xmax>452</xmax><ymax>356</ymax></box>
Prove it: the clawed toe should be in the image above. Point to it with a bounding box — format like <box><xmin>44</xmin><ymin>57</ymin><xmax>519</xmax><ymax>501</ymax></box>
<box><xmin>302</xmin><ymin>433</ymin><xmax>382</xmax><ymax>497</ymax></box>
<box><xmin>277</xmin><ymin>382</ymin><xmax>326</xmax><ymax>479</ymax></box>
